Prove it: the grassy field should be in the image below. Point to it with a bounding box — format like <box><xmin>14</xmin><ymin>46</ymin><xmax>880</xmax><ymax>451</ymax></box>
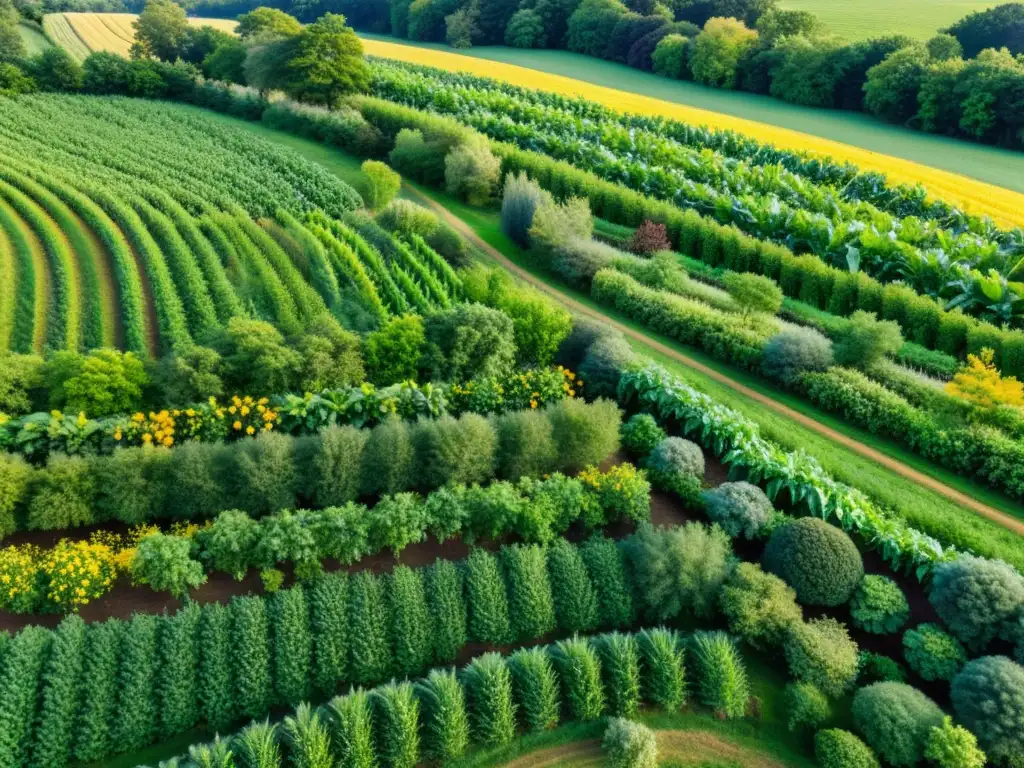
<box><xmin>41</xmin><ymin>13</ymin><xmax>90</xmax><ymax>61</ymax></box>
<box><xmin>358</xmin><ymin>35</ymin><xmax>1024</xmax><ymax>221</ymax></box>
<box><xmin>780</xmin><ymin>0</ymin><xmax>997</xmax><ymax>41</ymax></box>
<box><xmin>16</xmin><ymin>21</ymin><xmax>52</xmax><ymax>55</ymax></box>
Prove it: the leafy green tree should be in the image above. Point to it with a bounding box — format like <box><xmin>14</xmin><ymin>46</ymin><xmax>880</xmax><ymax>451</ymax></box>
<box><xmin>29</xmin><ymin>47</ymin><xmax>83</xmax><ymax>91</ymax></box>
<box><xmin>925</xmin><ymin>717</ymin><xmax>986</xmax><ymax>768</ymax></box>
<box><xmin>864</xmin><ymin>45</ymin><xmax>930</xmax><ymax>124</ymax></box>
<box><xmin>152</xmin><ymin>345</ymin><xmax>223</xmax><ymax>405</ymax></box>
<box><xmin>944</xmin><ymin>2</ymin><xmax>1024</xmax><ymax>57</ymax></box>
<box><xmin>755</xmin><ymin>7</ymin><xmax>823</xmax><ymax>42</ymax></box>
<box><xmin>445</xmin><ymin>5</ymin><xmax>479</xmax><ymax>47</ymax></box>
<box><xmin>567</xmin><ymin>0</ymin><xmax>630</xmax><ymax>56</ymax></box>
<box><xmin>652</xmin><ymin>33</ymin><xmax>689</xmax><ymax>78</ymax></box>
<box><xmin>508</xmin><ymin>647</ymin><xmax>560</xmax><ymax>731</ymax></box>
<box><xmin>217</xmin><ymin>317</ymin><xmax>301</xmax><ymax>394</ymax></box>
<box><xmin>422</xmin><ymin>303</ymin><xmax>517</xmax><ymax>382</ymax></box>
<box><xmin>48</xmin><ymin>348</ymin><xmax>148</xmax><ymax>417</ymax></box>
<box><xmin>131</xmin><ymin>0</ymin><xmax>189</xmax><ymax>60</ymax></box>
<box><xmin>131</xmin><ymin>533</ymin><xmax>206</xmax><ymax>599</ymax></box>
<box><xmin>361</xmin><ymin>160</ymin><xmax>402</xmax><ymax>211</ymax></box>
<box><xmin>505</xmin><ymin>8</ymin><xmax>546</xmax><ymax>47</ymax></box>
<box><xmin>284</xmin><ymin>13</ymin><xmax>370</xmax><ymax>107</ymax></box>
<box><xmin>691</xmin><ymin>17</ymin><xmax>758</xmax><ymax>88</ymax></box>
<box><xmin>362</xmin><ymin>314</ymin><xmax>425</xmax><ymax>385</ymax></box>
<box><xmin>295</xmin><ymin>316</ymin><xmax>365</xmax><ymax>392</ymax></box>
<box><xmin>463</xmin><ymin>653</ymin><xmax>517</xmax><ymax>744</ymax></box>
<box><xmin>445</xmin><ymin>138</ymin><xmax>502</xmax><ymax>206</ymax></box>
<box><xmin>415</xmin><ymin>669</ymin><xmax>470</xmax><ymax>760</ymax></box>
<box><xmin>202</xmin><ymin>38</ymin><xmax>247</xmax><ymax>84</ymax></box>
<box><xmin>853</xmin><ymin>682</ymin><xmax>944</xmax><ymax>767</ymax></box>
<box><xmin>243</xmin><ymin>34</ymin><xmax>300</xmax><ymax>95</ymax></box>
<box><xmin>784</xmin><ymin>681</ymin><xmax>830</xmax><ymax>731</ymax></box>
<box><xmin>237</xmin><ymin>7</ymin><xmax>303</xmax><ymax>38</ymax></box>
<box><xmin>0</xmin><ymin>0</ymin><xmax>24</xmax><ymax>63</ymax></box>
<box><xmin>926</xmin><ymin>33</ymin><xmax>963</xmax><ymax>60</ymax></box>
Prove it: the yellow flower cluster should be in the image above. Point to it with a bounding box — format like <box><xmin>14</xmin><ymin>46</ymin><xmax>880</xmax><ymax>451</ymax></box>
<box><xmin>580</xmin><ymin>462</ymin><xmax>650</xmax><ymax>522</ymax></box>
<box><xmin>38</xmin><ymin>541</ymin><xmax>118</xmax><ymax>610</ymax></box>
<box><xmin>119</xmin><ymin>409</ymin><xmax>176</xmax><ymax>447</ymax></box>
<box><xmin>112</xmin><ymin>395</ymin><xmax>279</xmax><ymax>447</ymax></box>
<box><xmin>0</xmin><ymin>545</ymin><xmax>43</xmax><ymax>614</ymax></box>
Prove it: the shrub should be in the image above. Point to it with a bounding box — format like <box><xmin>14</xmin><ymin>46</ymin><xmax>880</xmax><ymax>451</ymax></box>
<box><xmin>547</xmin><ymin>538</ymin><xmax>599</xmax><ymax>634</ymax></box>
<box><xmin>69</xmin><ymin>620</ymin><xmax>117</xmax><ymax>762</ymax></box>
<box><xmin>495</xmin><ymin>409</ymin><xmax>557</xmax><ymax>480</ymax></box>
<box><xmin>308</xmin><ymin>425</ymin><xmax>367</xmax><ymax>507</ymax></box>
<box><xmin>500</xmin><ymin>171</ymin><xmax>544</xmax><ymax>246</ymax></box>
<box><xmin>463</xmin><ymin>653</ymin><xmax>516</xmax><ymax>746</ymax></box>
<box><xmin>505</xmin><ymin>8</ymin><xmax>546</xmax><ymax>47</ymax></box>
<box><xmin>815</xmin><ymin>729</ymin><xmax>880</xmax><ymax>768</ymax></box>
<box><xmin>503</xmin><ymin>544</ymin><xmax>556</xmax><ymax>641</ymax></box>
<box><xmin>389</xmin><ymin>566</ymin><xmax>431</xmax><ymax>678</ymax></box>
<box><xmin>834</xmin><ymin>311</ymin><xmax>904</xmax><ymax>369</ymax></box>
<box><xmin>0</xmin><ymin>454</ymin><xmax>30</xmax><ymax>539</ymax></box>
<box><xmin>578</xmin><ymin>333</ymin><xmax>635</xmax><ymax>399</ymax></box>
<box><xmin>691</xmin><ymin>631</ymin><xmax>749</xmax><ymax>719</ymax></box>
<box><xmin>28</xmin><ymin>454</ymin><xmax>94</xmax><ymax>530</ymax></box>
<box><xmin>928</xmin><ymin>555</ymin><xmax>1024</xmax><ymax>650</ymax></box>
<box><xmin>425</xmin><ymin>558</ymin><xmax>467</xmax><ymax>663</ymax></box>
<box><xmin>270</xmin><ymin>587</ymin><xmax>312</xmax><ymax>706</ymax></box>
<box><xmin>414</xmin><ymin>413</ymin><xmax>496</xmax><ymax>489</ymax></box>
<box><xmin>545</xmin><ymin>396</ymin><xmax>621</xmax><ymax>473</ymax></box>
<box><xmin>849</xmin><ymin>575</ymin><xmax>909</xmax><ymax>635</ymax></box>
<box><xmin>637</xmin><ymin>627</ymin><xmax>686</xmax><ymax>711</ymax></box>
<box><xmin>951</xmin><ymin>656</ymin><xmax>1024</xmax><ymax>765</ymax></box>
<box><xmin>645</xmin><ymin>436</ymin><xmax>704</xmax><ymax>478</ymax></box>
<box><xmin>858</xmin><ymin>652</ymin><xmax>906</xmax><ymax>684</ymax></box>
<box><xmin>581</xmin><ymin>535</ymin><xmax>634</xmax><ymax>629</ymax></box>
<box><xmin>131</xmin><ymin>533</ymin><xmax>205</xmax><ymax>599</ymax></box>
<box><xmin>691</xmin><ymin>17</ymin><xmax>759</xmax><ymax>89</ymax></box>
<box><xmin>508</xmin><ymin>647</ymin><xmax>560</xmax><ymax>732</ymax></box>
<box><xmin>226</xmin><ymin>431</ymin><xmax>297</xmax><ymax>517</ymax></box>
<box><xmin>594</xmin><ymin>632</ymin><xmax>642</xmax><ymax>718</ymax></box>
<box><xmin>307</xmin><ymin>573</ymin><xmax>347</xmax><ymax>696</ymax></box>
<box><xmin>602</xmin><ymin>718</ymin><xmax>658</xmax><ymax>768</ymax></box>
<box><xmin>371</xmin><ymin>681</ymin><xmax>420</xmax><ymax>768</ymax></box>
<box><xmin>56</xmin><ymin>348</ymin><xmax>148</xmax><ymax>417</ymax></box>
<box><xmin>623</xmin><ymin>522</ymin><xmax>734</xmax><ymax>621</ymax></box>
<box><xmin>652</xmin><ymin>33</ymin><xmax>689</xmax><ymax>78</ymax></box>
<box><xmin>762</xmin><ymin>326</ymin><xmax>834</xmax><ymax>385</ymax></box>
<box><xmin>785</xmin><ymin>618</ymin><xmax>859</xmax><ymax>698</ymax></box>
<box><xmin>360</xmin><ymin>160</ymin><xmax>401</xmax><ymax>211</ymax></box>
<box><xmin>360</xmin><ymin>418</ymin><xmax>414</xmax><ymax>496</ymax></box>
<box><xmin>195</xmin><ymin>510</ymin><xmax>260</xmax><ymax>579</ymax></box>
<box><xmin>282</xmin><ymin>703</ymin><xmax>331</xmax><ymax>768</ymax></box>
<box><xmin>925</xmin><ymin>717</ymin><xmax>987</xmax><ymax>768</ymax></box>
<box><xmin>551</xmin><ymin>636</ymin><xmax>605</xmax><ymax>721</ymax></box>
<box><xmin>763</xmin><ymin>518</ymin><xmax>863</xmax><ymax>606</ymax></box>
<box><xmin>464</xmin><ymin>549</ymin><xmax>511</xmax><ymax>644</ymax></box>
<box><xmin>719</xmin><ymin>562</ymin><xmax>802</xmax><ymax>649</ymax></box>
<box><xmin>347</xmin><ymin>571</ymin><xmax>391</xmax><ymax>685</ymax></box>
<box><xmin>0</xmin><ymin>626</ymin><xmax>52</xmax><ymax>767</ymax></box>
<box><xmin>362</xmin><ymin>314</ymin><xmax>425</xmax><ymax>386</ymax></box>
<box><xmin>628</xmin><ymin>220</ymin><xmax>670</xmax><ymax>255</ymax></box>
<box><xmin>445</xmin><ymin>138</ymin><xmax>501</xmax><ymax>206</ymax></box>
<box><xmin>700</xmin><ymin>481</ymin><xmax>773</xmax><ymax>539</ymax></box>
<box><xmin>852</xmin><ymin>682</ymin><xmax>944</xmax><ymax>767</ymax></box>
<box><xmin>903</xmin><ymin>623</ymin><xmax>966</xmax><ymax>682</ymax></box>
<box><xmin>620</xmin><ymin>413</ymin><xmax>666</xmax><ymax>456</ymax></box>
<box><xmin>415</xmin><ymin>668</ymin><xmax>469</xmax><ymax>761</ymax></box>
<box><xmin>422</xmin><ymin>303</ymin><xmax>517</xmax><ymax>383</ymax></box>
<box><xmin>233</xmin><ymin>720</ymin><xmax>281</xmax><ymax>768</ymax></box>
<box><xmin>785</xmin><ymin>681</ymin><xmax>831</xmax><ymax>731</ymax></box>
<box><xmin>724</xmin><ymin>272</ymin><xmax>783</xmax><ymax>316</ymax></box>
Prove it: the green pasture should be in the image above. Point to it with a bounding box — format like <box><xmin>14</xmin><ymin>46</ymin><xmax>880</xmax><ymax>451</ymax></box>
<box><xmin>17</xmin><ymin>22</ymin><xmax>53</xmax><ymax>55</ymax></box>
<box><xmin>780</xmin><ymin>0</ymin><xmax>997</xmax><ymax>41</ymax></box>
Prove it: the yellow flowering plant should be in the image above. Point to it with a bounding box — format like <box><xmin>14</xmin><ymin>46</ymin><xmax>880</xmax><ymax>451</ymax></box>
<box><xmin>0</xmin><ymin>545</ymin><xmax>43</xmax><ymax>614</ymax></box>
<box><xmin>579</xmin><ymin>463</ymin><xmax>651</xmax><ymax>525</ymax></box>
<box><xmin>38</xmin><ymin>540</ymin><xmax>118</xmax><ymax>612</ymax></box>
<box><xmin>448</xmin><ymin>366</ymin><xmax>580</xmax><ymax>415</ymax></box>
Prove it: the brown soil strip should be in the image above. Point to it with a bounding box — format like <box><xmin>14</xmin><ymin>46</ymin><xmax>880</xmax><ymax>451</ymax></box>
<box><xmin>405</xmin><ymin>186</ymin><xmax>1024</xmax><ymax>537</ymax></box>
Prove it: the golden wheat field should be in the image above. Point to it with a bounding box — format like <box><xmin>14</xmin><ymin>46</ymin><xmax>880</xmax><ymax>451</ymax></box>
<box><xmin>361</xmin><ymin>38</ymin><xmax>1024</xmax><ymax>229</ymax></box>
<box><xmin>55</xmin><ymin>12</ymin><xmax>236</xmax><ymax>59</ymax></box>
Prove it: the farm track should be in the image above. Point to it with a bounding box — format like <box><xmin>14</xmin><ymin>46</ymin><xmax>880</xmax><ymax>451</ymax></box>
<box><xmin>407</xmin><ymin>185</ymin><xmax>1024</xmax><ymax>538</ymax></box>
<box><xmin>362</xmin><ymin>37</ymin><xmax>1024</xmax><ymax>226</ymax></box>
<box><xmin>0</xmin><ymin>197</ymin><xmax>48</xmax><ymax>353</ymax></box>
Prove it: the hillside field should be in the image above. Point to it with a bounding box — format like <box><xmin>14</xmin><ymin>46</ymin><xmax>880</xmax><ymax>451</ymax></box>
<box><xmin>779</xmin><ymin>0</ymin><xmax>998</xmax><ymax>40</ymax></box>
<box><xmin>46</xmin><ymin>11</ymin><xmax>235</xmax><ymax>60</ymax></box>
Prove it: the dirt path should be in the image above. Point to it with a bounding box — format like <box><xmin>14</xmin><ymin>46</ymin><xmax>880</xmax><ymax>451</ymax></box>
<box><xmin>500</xmin><ymin>729</ymin><xmax>791</xmax><ymax>768</ymax></box>
<box><xmin>406</xmin><ymin>186</ymin><xmax>1024</xmax><ymax>537</ymax></box>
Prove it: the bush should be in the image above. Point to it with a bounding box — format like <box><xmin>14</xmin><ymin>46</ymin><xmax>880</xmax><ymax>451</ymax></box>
<box><xmin>500</xmin><ymin>171</ymin><xmax>544</xmax><ymax>246</ymax></box>
<box><xmin>547</xmin><ymin>538</ymin><xmax>599</xmax><ymax>634</ymax></box>
<box><xmin>348</xmin><ymin>571</ymin><xmax>391</xmax><ymax>685</ymax></box>
<box><xmin>226</xmin><ymin>432</ymin><xmax>297</xmax><ymax>518</ymax></box>
<box><xmin>464</xmin><ymin>549</ymin><xmax>511</xmax><ymax>644</ymax></box>
<box><xmin>594</xmin><ymin>632</ymin><xmax>642</xmax><ymax>718</ymax></box>
<box><xmin>858</xmin><ymin>652</ymin><xmax>906</xmax><ymax>684</ymax></box>
<box><xmin>763</xmin><ymin>518</ymin><xmax>863</xmax><ymax>607</ymax></box>
<box><xmin>508</xmin><ymin>647</ymin><xmax>559</xmax><ymax>732</ymax></box>
<box><xmin>361</xmin><ymin>418</ymin><xmax>414</xmax><ymax>496</ymax></box>
<box><xmin>834</xmin><ymin>311</ymin><xmax>904</xmax><ymax>369</ymax></box>
<box><xmin>362</xmin><ymin>314</ymin><xmax>425</xmax><ymax>386</ymax></box>
<box><xmin>581</xmin><ymin>534</ymin><xmax>634</xmax><ymax>629</ymax></box>
<box><xmin>130</xmin><ymin>533</ymin><xmax>206</xmax><ymax>599</ymax></box>
<box><xmin>785</xmin><ymin>618</ymin><xmax>860</xmax><ymax>698</ymax></box>
<box><xmin>623</xmin><ymin>522</ymin><xmax>734</xmax><ymax>621</ymax></box>
<box><xmin>724</xmin><ymin>272</ymin><xmax>783</xmax><ymax>316</ymax></box>
<box><xmin>371</xmin><ymin>682</ymin><xmax>420</xmax><ymax>768</ymax></box>
<box><xmin>414</xmin><ymin>413</ymin><xmax>496</xmax><ymax>488</ymax></box>
<box><xmin>849</xmin><ymin>575</ymin><xmax>909</xmax><ymax>635</ymax></box>
<box><xmin>951</xmin><ymin>656</ymin><xmax>1024</xmax><ymax>766</ymax></box>
<box><xmin>852</xmin><ymin>682</ymin><xmax>944</xmax><ymax>767</ymax></box>
<box><xmin>691</xmin><ymin>631</ymin><xmax>749</xmax><ymax>719</ymax></box>
<box><xmin>903</xmin><ymin>623</ymin><xmax>966</xmax><ymax>682</ymax></box>
<box><xmin>720</xmin><ymin>562</ymin><xmax>802</xmax><ymax>649</ymax></box>
<box><xmin>422</xmin><ymin>303</ymin><xmax>517</xmax><ymax>383</ymax></box>
<box><xmin>505</xmin><ymin>8</ymin><xmax>546</xmax><ymax>47</ymax></box>
<box><xmin>645</xmin><ymin>436</ymin><xmax>704</xmax><ymax>478</ymax></box>
<box><xmin>628</xmin><ymin>220</ymin><xmax>670</xmax><ymax>255</ymax></box>
<box><xmin>376</xmin><ymin>199</ymin><xmax>438</xmax><ymax>238</ymax></box>
<box><xmin>578</xmin><ymin>333</ymin><xmax>635</xmax><ymax>399</ymax></box>
<box><xmin>503</xmin><ymin>544</ymin><xmax>556</xmax><ymax>641</ymax></box>
<box><xmin>620</xmin><ymin>413</ymin><xmax>666</xmax><ymax>456</ymax></box>
<box><xmin>785</xmin><ymin>681</ymin><xmax>831</xmax><ymax>731</ymax></box>
<box><xmin>0</xmin><ymin>455</ymin><xmax>31</xmax><ymax>539</ymax></box>
<box><xmin>309</xmin><ymin>425</ymin><xmax>367</xmax><ymax>507</ymax></box>
<box><xmin>425</xmin><ymin>558</ymin><xmax>467</xmax><ymax>663</ymax></box>
<box><xmin>925</xmin><ymin>717</ymin><xmax>987</xmax><ymax>768</ymax></box>
<box><xmin>929</xmin><ymin>555</ymin><xmax>1024</xmax><ymax>650</ymax></box>
<box><xmin>494</xmin><ymin>409</ymin><xmax>557</xmax><ymax>481</ymax></box>
<box><xmin>637</xmin><ymin>627</ymin><xmax>686</xmax><ymax>711</ymax></box>
<box><xmin>388</xmin><ymin>565</ymin><xmax>430</xmax><ymax>677</ymax></box>
<box><xmin>602</xmin><ymin>718</ymin><xmax>658</xmax><ymax>768</ymax></box>
<box><xmin>462</xmin><ymin>653</ymin><xmax>516</xmax><ymax>746</ymax></box>
<box><xmin>551</xmin><ymin>636</ymin><xmax>605</xmax><ymax>721</ymax></box>
<box><xmin>762</xmin><ymin>326</ymin><xmax>834</xmax><ymax>385</ymax></box>
<box><xmin>545</xmin><ymin>397</ymin><xmax>621</xmax><ymax>473</ymax></box>
<box><xmin>360</xmin><ymin>160</ymin><xmax>401</xmax><ymax>211</ymax></box>
<box><xmin>415</xmin><ymin>668</ymin><xmax>469</xmax><ymax>760</ymax></box>
<box><xmin>700</xmin><ymin>481</ymin><xmax>773</xmax><ymax>539</ymax></box>
<box><xmin>815</xmin><ymin>729</ymin><xmax>880</xmax><ymax>768</ymax></box>
<box><xmin>445</xmin><ymin>138</ymin><xmax>501</xmax><ymax>206</ymax></box>
<box><xmin>27</xmin><ymin>454</ymin><xmax>94</xmax><ymax>530</ymax></box>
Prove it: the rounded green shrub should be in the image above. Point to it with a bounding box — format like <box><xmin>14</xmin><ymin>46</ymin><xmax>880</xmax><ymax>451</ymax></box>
<box><xmin>719</xmin><ymin>562</ymin><xmax>802</xmax><ymax>650</ymax></box>
<box><xmin>602</xmin><ymin>718</ymin><xmax>658</xmax><ymax>768</ymax></box>
<box><xmin>849</xmin><ymin>575</ymin><xmax>909</xmax><ymax>634</ymax></box>
<box><xmin>925</xmin><ymin>717</ymin><xmax>987</xmax><ymax>768</ymax></box>
<box><xmin>784</xmin><ymin>618</ymin><xmax>859</xmax><ymax>698</ymax></box>
<box><xmin>645</xmin><ymin>436</ymin><xmax>704</xmax><ymax>478</ymax></box>
<box><xmin>814</xmin><ymin>729</ymin><xmax>880</xmax><ymax>768</ymax></box>
<box><xmin>620</xmin><ymin>413</ymin><xmax>666</xmax><ymax>456</ymax></box>
<box><xmin>764</xmin><ymin>518</ymin><xmax>863</xmax><ymax>606</ymax></box>
<box><xmin>929</xmin><ymin>555</ymin><xmax>1024</xmax><ymax>650</ymax></box>
<box><xmin>701</xmin><ymin>481</ymin><xmax>773</xmax><ymax>539</ymax></box>
<box><xmin>951</xmin><ymin>656</ymin><xmax>1024</xmax><ymax>766</ymax></box>
<box><xmin>762</xmin><ymin>326</ymin><xmax>833</xmax><ymax>385</ymax></box>
<box><xmin>902</xmin><ymin>623</ymin><xmax>966</xmax><ymax>682</ymax></box>
<box><xmin>785</xmin><ymin>681</ymin><xmax>831</xmax><ymax>732</ymax></box>
<box><xmin>852</xmin><ymin>682</ymin><xmax>944</xmax><ymax>767</ymax></box>
<box><xmin>857</xmin><ymin>652</ymin><xmax>906</xmax><ymax>684</ymax></box>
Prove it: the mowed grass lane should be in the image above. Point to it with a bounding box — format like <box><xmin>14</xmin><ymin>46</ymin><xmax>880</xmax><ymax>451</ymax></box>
<box><xmin>358</xmin><ymin>35</ymin><xmax>1024</xmax><ymax>223</ymax></box>
<box><xmin>41</xmin><ymin>13</ymin><xmax>90</xmax><ymax>61</ymax></box>
<box><xmin>17</xmin><ymin>22</ymin><xmax>52</xmax><ymax>55</ymax></box>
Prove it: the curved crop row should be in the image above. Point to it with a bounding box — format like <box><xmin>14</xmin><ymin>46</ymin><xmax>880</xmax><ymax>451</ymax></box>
<box><xmin>273</xmin><ymin>209</ymin><xmax>344</xmax><ymax>313</ymax></box>
<box><xmin>407</xmin><ymin>232</ymin><xmax>463</xmax><ymax>301</ymax></box>
<box><xmin>390</xmin><ymin>261</ymin><xmax>433</xmax><ymax>313</ymax></box>
<box><xmin>0</xmin><ymin>205</ymin><xmax>35</xmax><ymax>354</ymax></box>
<box><xmin>0</xmin><ymin>180</ymin><xmax>77</xmax><ymax>352</ymax></box>
<box><xmin>393</xmin><ymin>238</ymin><xmax>451</xmax><ymax>308</ymax></box>
<box><xmin>327</xmin><ymin>218</ymin><xmax>409</xmax><ymax>315</ymax></box>
<box><xmin>307</xmin><ymin>220</ymin><xmax>389</xmax><ymax>326</ymax></box>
